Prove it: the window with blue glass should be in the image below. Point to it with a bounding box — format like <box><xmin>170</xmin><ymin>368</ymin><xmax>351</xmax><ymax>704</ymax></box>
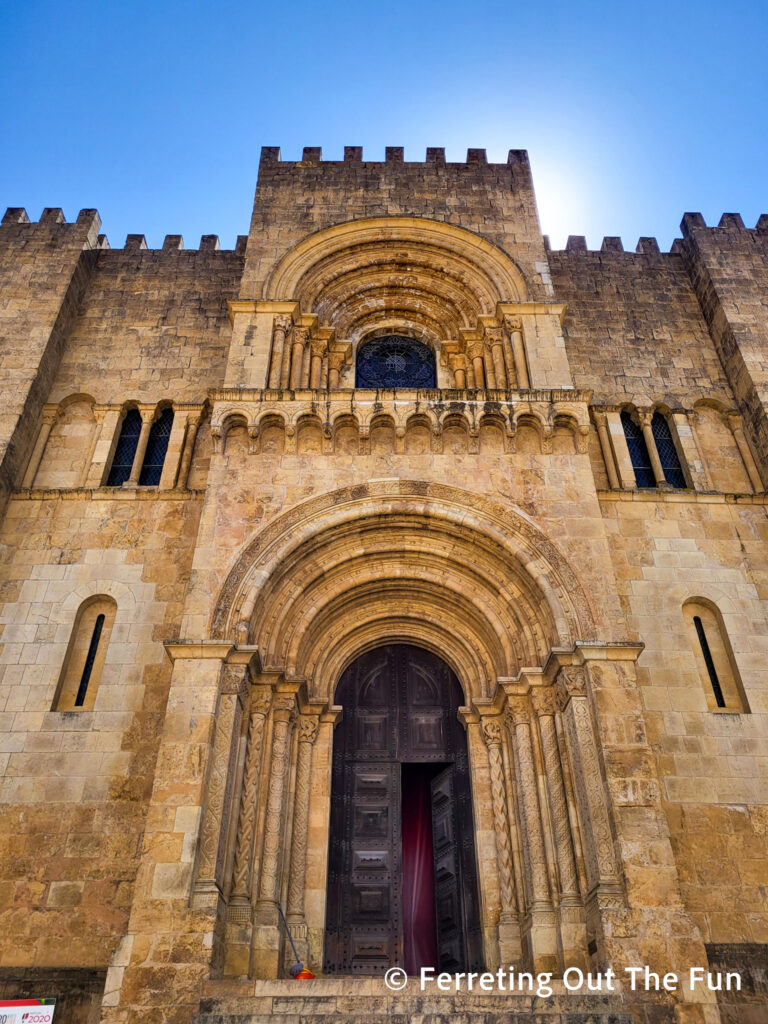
<box><xmin>139</xmin><ymin>407</ymin><xmax>174</xmax><ymax>485</ymax></box>
<box><xmin>651</xmin><ymin>412</ymin><xmax>686</xmax><ymax>488</ymax></box>
<box><xmin>106</xmin><ymin>408</ymin><xmax>142</xmax><ymax>486</ymax></box>
<box><xmin>621</xmin><ymin>411</ymin><xmax>655</xmax><ymax>488</ymax></box>
<box><xmin>356</xmin><ymin>336</ymin><xmax>436</xmax><ymax>389</ymax></box>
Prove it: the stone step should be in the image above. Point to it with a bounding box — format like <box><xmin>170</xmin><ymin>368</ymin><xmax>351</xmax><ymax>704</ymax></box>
<box><xmin>196</xmin><ymin>988</ymin><xmax>635</xmax><ymax>1023</ymax></box>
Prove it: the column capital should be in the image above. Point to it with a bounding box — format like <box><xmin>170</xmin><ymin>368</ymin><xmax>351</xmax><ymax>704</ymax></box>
<box><xmin>505</xmin><ymin>695</ymin><xmax>531</xmax><ymax>727</ymax></box>
<box><xmin>481</xmin><ymin>716</ymin><xmax>504</xmax><ymax>747</ymax></box>
<box><xmin>503</xmin><ymin>315</ymin><xmax>523</xmax><ymax>333</ymax></box>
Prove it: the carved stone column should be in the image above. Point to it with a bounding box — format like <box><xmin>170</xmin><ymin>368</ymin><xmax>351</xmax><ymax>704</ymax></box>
<box><xmin>487</xmin><ymin>328</ymin><xmax>507</xmax><ymax>388</ymax></box>
<box><xmin>252</xmin><ymin>693</ymin><xmax>296</xmax><ymax>978</ymax></box>
<box><xmin>327</xmin><ymin>351</ymin><xmax>344</xmax><ymax>389</ymax></box>
<box><xmin>193</xmin><ymin>662</ymin><xmax>250</xmax><ymax>906</ymax></box>
<box><xmin>285</xmin><ymin>715</ymin><xmax>319</xmax><ymax>965</ymax></box>
<box><xmin>482</xmin><ymin>718</ymin><xmax>522</xmax><ymax>963</ymax></box>
<box><xmin>230</xmin><ymin>687</ymin><xmax>272</xmax><ymax>906</ymax></box>
<box><xmin>638</xmin><ymin>410</ymin><xmax>666</xmax><ymax>486</ymax></box>
<box><xmin>300</xmin><ymin>332</ymin><xmax>312</xmax><ymax>388</ymax></box>
<box><xmin>309</xmin><ymin>339</ymin><xmax>326</xmax><ymax>390</ymax></box>
<box><xmin>126</xmin><ymin>406</ymin><xmax>155</xmax><ymax>485</ymax></box>
<box><xmin>532</xmin><ymin>688</ymin><xmax>587</xmax><ymax>969</ymax></box>
<box><xmin>592</xmin><ymin>410</ymin><xmax>620</xmax><ymax>490</ymax></box>
<box><xmin>468</xmin><ymin>342</ymin><xmax>486</xmax><ymax>389</ymax></box>
<box><xmin>483</xmin><ymin>342</ymin><xmax>497</xmax><ymax>389</ymax></box>
<box><xmin>279</xmin><ymin>322</ymin><xmax>294</xmax><ymax>388</ymax></box>
<box><xmin>21</xmin><ymin>405</ymin><xmax>59</xmax><ymax>488</ymax></box>
<box><xmin>289</xmin><ymin>327</ymin><xmax>309</xmax><ymax>390</ymax></box>
<box><xmin>504</xmin><ymin>316</ymin><xmax>530</xmax><ymax>389</ymax></box>
<box><xmin>449</xmin><ymin>354</ymin><xmax>466</xmax><ymax>389</ymax></box>
<box><xmin>728</xmin><ymin>411</ymin><xmax>763</xmax><ymax>491</ymax></box>
<box><xmin>269</xmin><ymin>315</ymin><xmax>292</xmax><ymax>389</ymax></box>
<box><xmin>506</xmin><ymin>698</ymin><xmax>558</xmax><ymax>972</ymax></box>
<box><xmin>175</xmin><ymin>412</ymin><xmax>201</xmax><ymax>489</ymax></box>
<box><xmin>555</xmin><ymin>666</ymin><xmax>623</xmax><ymax>958</ymax></box>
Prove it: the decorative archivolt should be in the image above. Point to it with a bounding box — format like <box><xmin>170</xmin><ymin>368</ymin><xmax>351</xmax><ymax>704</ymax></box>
<box><xmin>209</xmin><ymin>481</ymin><xmax>598</xmax><ymax>699</ymax></box>
<box><xmin>263</xmin><ymin>217</ymin><xmax>529</xmax><ymax>309</ymax></box>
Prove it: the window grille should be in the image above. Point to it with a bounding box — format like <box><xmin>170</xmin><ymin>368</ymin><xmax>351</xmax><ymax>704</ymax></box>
<box><xmin>74</xmin><ymin>613</ymin><xmax>105</xmax><ymax>707</ymax></box>
<box><xmin>139</xmin><ymin>408</ymin><xmax>174</xmax><ymax>485</ymax></box>
<box><xmin>652</xmin><ymin>412</ymin><xmax>686</xmax><ymax>488</ymax></box>
<box><xmin>356</xmin><ymin>336</ymin><xmax>436</xmax><ymax>389</ymax></box>
<box><xmin>106</xmin><ymin>408</ymin><xmax>142</xmax><ymax>486</ymax></box>
<box><xmin>693</xmin><ymin>615</ymin><xmax>726</xmax><ymax>708</ymax></box>
<box><xmin>621</xmin><ymin>412</ymin><xmax>655</xmax><ymax>487</ymax></box>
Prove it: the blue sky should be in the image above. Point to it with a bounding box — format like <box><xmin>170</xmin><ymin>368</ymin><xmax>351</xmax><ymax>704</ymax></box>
<box><xmin>1</xmin><ymin>0</ymin><xmax>766</xmax><ymax>250</ymax></box>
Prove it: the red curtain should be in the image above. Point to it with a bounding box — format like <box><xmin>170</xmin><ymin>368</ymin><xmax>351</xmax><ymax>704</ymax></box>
<box><xmin>401</xmin><ymin>765</ymin><xmax>438</xmax><ymax>975</ymax></box>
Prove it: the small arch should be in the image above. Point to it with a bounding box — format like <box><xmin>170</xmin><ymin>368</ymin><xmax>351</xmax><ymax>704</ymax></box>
<box><xmin>621</xmin><ymin>410</ymin><xmax>654</xmax><ymax>487</ymax></box>
<box><xmin>35</xmin><ymin>396</ymin><xmax>96</xmax><ymax>489</ymax></box>
<box><xmin>356</xmin><ymin>334</ymin><xmax>436</xmax><ymax>389</ymax></box>
<box><xmin>106</xmin><ymin>407</ymin><xmax>142</xmax><ymax>486</ymax></box>
<box><xmin>139</xmin><ymin>406</ymin><xmax>174</xmax><ymax>485</ymax></box>
<box><xmin>332</xmin><ymin>415</ymin><xmax>359</xmax><ymax>455</ymax></box>
<box><xmin>651</xmin><ymin>411</ymin><xmax>686</xmax><ymax>488</ymax></box>
<box><xmin>515</xmin><ymin>414</ymin><xmax>543</xmax><ymax>454</ymax></box>
<box><xmin>441</xmin><ymin>414</ymin><xmax>470</xmax><ymax>454</ymax></box>
<box><xmin>404</xmin><ymin>414</ymin><xmax>433</xmax><ymax>454</ymax></box>
<box><xmin>682</xmin><ymin>599</ymin><xmax>749</xmax><ymax>713</ymax></box>
<box><xmin>478</xmin><ymin>415</ymin><xmax>506</xmax><ymax>453</ymax></box>
<box><xmin>52</xmin><ymin>595</ymin><xmax>117</xmax><ymax>711</ymax></box>
<box><xmin>370</xmin><ymin>415</ymin><xmax>396</xmax><ymax>454</ymax></box>
<box><xmin>296</xmin><ymin>415</ymin><xmax>324</xmax><ymax>454</ymax></box>
<box><xmin>692</xmin><ymin>403</ymin><xmax>751</xmax><ymax>492</ymax></box>
<box><xmin>258</xmin><ymin>414</ymin><xmax>286</xmax><ymax>456</ymax></box>
<box><xmin>552</xmin><ymin>414</ymin><xmax>579</xmax><ymax>455</ymax></box>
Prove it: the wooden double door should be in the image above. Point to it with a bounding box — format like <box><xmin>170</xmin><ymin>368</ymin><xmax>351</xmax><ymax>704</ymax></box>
<box><xmin>323</xmin><ymin>645</ymin><xmax>483</xmax><ymax>975</ymax></box>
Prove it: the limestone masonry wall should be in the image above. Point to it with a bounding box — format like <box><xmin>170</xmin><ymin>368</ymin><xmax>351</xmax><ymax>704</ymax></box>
<box><xmin>0</xmin><ymin>151</ymin><xmax>766</xmax><ymax>1024</ymax></box>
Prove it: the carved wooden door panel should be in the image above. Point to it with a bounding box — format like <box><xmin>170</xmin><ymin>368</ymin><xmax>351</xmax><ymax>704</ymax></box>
<box><xmin>430</xmin><ymin>765</ymin><xmax>484</xmax><ymax>972</ymax></box>
<box><xmin>324</xmin><ymin>644</ymin><xmax>483</xmax><ymax>975</ymax></box>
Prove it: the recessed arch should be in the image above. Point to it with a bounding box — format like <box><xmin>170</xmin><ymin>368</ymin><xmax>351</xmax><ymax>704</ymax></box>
<box><xmin>210</xmin><ymin>481</ymin><xmax>597</xmax><ymax>699</ymax></box>
<box><xmin>263</xmin><ymin>217</ymin><xmax>529</xmax><ymax>311</ymax></box>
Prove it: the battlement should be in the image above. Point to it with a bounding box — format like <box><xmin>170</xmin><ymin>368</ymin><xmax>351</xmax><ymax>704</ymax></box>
<box><xmin>1</xmin><ymin>208</ymin><xmax>247</xmax><ymax>254</ymax></box>
<box><xmin>544</xmin><ymin>212</ymin><xmax>768</xmax><ymax>256</ymax></box>
<box><xmin>258</xmin><ymin>145</ymin><xmax>531</xmax><ymax>168</ymax></box>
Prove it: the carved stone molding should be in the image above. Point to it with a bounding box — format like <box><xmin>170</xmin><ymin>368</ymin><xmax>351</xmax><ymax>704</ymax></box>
<box><xmin>286</xmin><ymin>715</ymin><xmax>320</xmax><ymax>924</ymax></box>
<box><xmin>230</xmin><ymin>686</ymin><xmax>272</xmax><ymax>901</ymax></box>
<box><xmin>482</xmin><ymin>717</ymin><xmax>516</xmax><ymax>915</ymax></box>
<box><xmin>255</xmin><ymin>705</ymin><xmax>295</xmax><ymax>906</ymax></box>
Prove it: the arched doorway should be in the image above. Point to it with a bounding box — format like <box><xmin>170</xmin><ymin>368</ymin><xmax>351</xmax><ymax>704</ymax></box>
<box><xmin>323</xmin><ymin>644</ymin><xmax>483</xmax><ymax>975</ymax></box>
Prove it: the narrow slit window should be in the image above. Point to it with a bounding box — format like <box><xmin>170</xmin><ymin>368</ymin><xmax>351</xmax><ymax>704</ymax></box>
<box><xmin>692</xmin><ymin>615</ymin><xmax>726</xmax><ymax>708</ymax></box>
<box><xmin>106</xmin><ymin>408</ymin><xmax>142</xmax><ymax>486</ymax></box>
<box><xmin>621</xmin><ymin>411</ymin><xmax>655</xmax><ymax>487</ymax></box>
<box><xmin>139</xmin><ymin>407</ymin><xmax>174</xmax><ymax>485</ymax></box>
<box><xmin>53</xmin><ymin>596</ymin><xmax>117</xmax><ymax>711</ymax></box>
<box><xmin>683</xmin><ymin>600</ymin><xmax>749</xmax><ymax>713</ymax></box>
<box><xmin>652</xmin><ymin>412</ymin><xmax>686</xmax><ymax>488</ymax></box>
<box><xmin>74</xmin><ymin>613</ymin><xmax>105</xmax><ymax>707</ymax></box>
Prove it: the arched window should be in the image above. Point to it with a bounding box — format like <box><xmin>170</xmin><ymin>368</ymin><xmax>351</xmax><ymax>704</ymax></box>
<box><xmin>53</xmin><ymin>596</ymin><xmax>117</xmax><ymax>711</ymax></box>
<box><xmin>139</xmin><ymin>407</ymin><xmax>174</xmax><ymax>485</ymax></box>
<box><xmin>106</xmin><ymin>408</ymin><xmax>142</xmax><ymax>486</ymax></box>
<box><xmin>356</xmin><ymin>335</ymin><xmax>436</xmax><ymax>389</ymax></box>
<box><xmin>651</xmin><ymin>412</ymin><xmax>686</xmax><ymax>488</ymax></box>
<box><xmin>621</xmin><ymin>411</ymin><xmax>655</xmax><ymax>488</ymax></box>
<box><xmin>683</xmin><ymin>600</ymin><xmax>749</xmax><ymax>713</ymax></box>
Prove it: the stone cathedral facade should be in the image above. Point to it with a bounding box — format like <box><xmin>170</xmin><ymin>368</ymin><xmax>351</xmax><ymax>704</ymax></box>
<box><xmin>0</xmin><ymin>147</ymin><xmax>766</xmax><ymax>1024</ymax></box>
